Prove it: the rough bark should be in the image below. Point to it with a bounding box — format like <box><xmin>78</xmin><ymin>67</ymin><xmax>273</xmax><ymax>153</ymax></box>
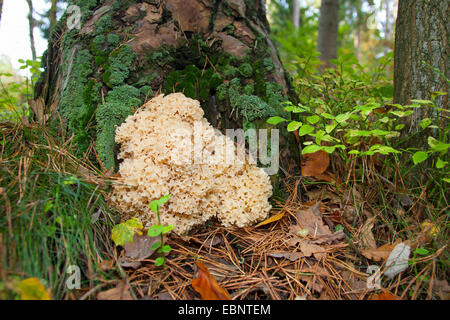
<box><xmin>26</xmin><ymin>0</ymin><xmax>37</xmax><ymax>60</ymax></box>
<box><xmin>393</xmin><ymin>0</ymin><xmax>449</xmax><ymax>135</ymax></box>
<box><xmin>35</xmin><ymin>0</ymin><xmax>298</xmax><ymax>174</ymax></box>
<box><xmin>317</xmin><ymin>0</ymin><xmax>339</xmax><ymax>69</ymax></box>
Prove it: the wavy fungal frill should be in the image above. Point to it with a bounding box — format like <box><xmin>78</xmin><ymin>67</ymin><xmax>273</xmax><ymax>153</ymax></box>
<box><xmin>109</xmin><ymin>93</ymin><xmax>272</xmax><ymax>234</ymax></box>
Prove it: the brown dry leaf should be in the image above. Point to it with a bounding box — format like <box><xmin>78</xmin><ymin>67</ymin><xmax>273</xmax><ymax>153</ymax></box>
<box><xmin>310</xmin><ymin>230</ymin><xmax>345</xmax><ymax>244</ymax></box>
<box><xmin>192</xmin><ymin>261</ymin><xmax>231</xmax><ymax>300</ymax></box>
<box><xmin>359</xmin><ymin>217</ymin><xmax>377</xmax><ymax>249</ymax></box>
<box><xmin>268</xmin><ymin>252</ymin><xmax>304</xmax><ymax>261</ymax></box>
<box><xmin>433</xmin><ymin>280</ymin><xmax>450</xmax><ymax>300</ymax></box>
<box><xmin>370</xmin><ymin>291</ymin><xmax>400</xmax><ymax>300</ymax></box>
<box><xmin>124</xmin><ymin>234</ymin><xmax>159</xmax><ymax>260</ymax></box>
<box><xmin>118</xmin><ymin>233</ymin><xmax>160</xmax><ymax>269</ymax></box>
<box><xmin>361</xmin><ymin>239</ymin><xmax>402</xmax><ymax>262</ymax></box>
<box><xmin>97</xmin><ymin>281</ymin><xmax>133</xmax><ymax>300</ymax></box>
<box><xmin>314</xmin><ymin>172</ymin><xmax>337</xmax><ymax>184</ymax></box>
<box><xmin>255</xmin><ymin>212</ymin><xmax>285</xmax><ymax>227</ymax></box>
<box><xmin>300</xmin><ymin>241</ymin><xmax>327</xmax><ymax>260</ymax></box>
<box><xmin>301</xmin><ymin>150</ymin><xmax>330</xmax><ymax>177</ymax></box>
<box><xmin>293</xmin><ymin>202</ymin><xmax>332</xmax><ymax>238</ymax></box>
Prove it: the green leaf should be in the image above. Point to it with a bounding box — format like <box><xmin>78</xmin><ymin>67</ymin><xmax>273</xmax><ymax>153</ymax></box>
<box><xmin>427</xmin><ymin>137</ymin><xmax>450</xmax><ymax>152</ymax></box>
<box><xmin>150</xmin><ymin>194</ymin><xmax>171</xmax><ymax>213</ymax></box>
<box><xmin>325</xmin><ymin>123</ymin><xmax>337</xmax><ymax>133</ymax></box>
<box><xmin>395</xmin><ymin>124</ymin><xmax>405</xmax><ymax>130</ymax></box>
<box><xmin>412</xmin><ymin>151</ymin><xmax>429</xmax><ymax>165</ymax></box>
<box><xmin>321</xmin><ymin>113</ymin><xmax>335</xmax><ymax>120</ymax></box>
<box><xmin>410</xmin><ymin>99</ymin><xmax>433</xmax><ymax>105</ymax></box>
<box><xmin>162</xmin><ymin>225</ymin><xmax>175</xmax><ymax>234</ymax></box>
<box><xmin>266</xmin><ymin>116</ymin><xmax>286</xmax><ymax>125</ymax></box>
<box><xmin>414</xmin><ymin>248</ymin><xmax>430</xmax><ymax>256</ymax></box>
<box><xmin>287</xmin><ymin>121</ymin><xmax>302</xmax><ymax>132</ymax></box>
<box><xmin>436</xmin><ymin>158</ymin><xmax>448</xmax><ymax>169</ymax></box>
<box><xmin>335</xmin><ymin>113</ymin><xmax>351</xmax><ymax>123</ymax></box>
<box><xmin>302</xmin><ymin>144</ymin><xmax>323</xmax><ymax>155</ymax></box>
<box><xmin>420</xmin><ymin>118</ymin><xmax>432</xmax><ymax>129</ymax></box>
<box><xmin>148</xmin><ymin>225</ymin><xmax>164</xmax><ymax>237</ymax></box>
<box><xmin>306</xmin><ymin>115</ymin><xmax>320</xmax><ymax>124</ymax></box>
<box><xmin>298</xmin><ymin>124</ymin><xmax>314</xmax><ymax>136</ymax></box>
<box><xmin>160</xmin><ymin>245</ymin><xmax>172</xmax><ymax>253</ymax></box>
<box><xmin>111</xmin><ymin>218</ymin><xmax>143</xmax><ymax>247</ymax></box>
<box><xmin>151</xmin><ymin>242</ymin><xmax>162</xmax><ymax>250</ymax></box>
<box><xmin>431</xmin><ymin>91</ymin><xmax>447</xmax><ymax>99</ymax></box>
<box><xmin>348</xmin><ymin>150</ymin><xmax>360</xmax><ymax>155</ymax></box>
<box><xmin>154</xmin><ymin>257</ymin><xmax>165</xmax><ymax>266</ymax></box>
<box><xmin>443</xmin><ymin>178</ymin><xmax>450</xmax><ymax>183</ymax></box>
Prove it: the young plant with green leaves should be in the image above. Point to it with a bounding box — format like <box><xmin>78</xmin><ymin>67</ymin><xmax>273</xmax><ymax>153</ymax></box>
<box><xmin>147</xmin><ymin>194</ymin><xmax>174</xmax><ymax>267</ymax></box>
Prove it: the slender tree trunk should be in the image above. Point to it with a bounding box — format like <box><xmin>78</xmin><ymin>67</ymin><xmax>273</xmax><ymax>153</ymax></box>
<box><xmin>35</xmin><ymin>0</ymin><xmax>298</xmax><ymax>173</ymax></box>
<box><xmin>393</xmin><ymin>0</ymin><xmax>449</xmax><ymax>135</ymax></box>
<box><xmin>354</xmin><ymin>0</ymin><xmax>362</xmax><ymax>61</ymax></box>
<box><xmin>0</xmin><ymin>0</ymin><xmax>4</xmax><ymax>26</ymax></box>
<box><xmin>317</xmin><ymin>0</ymin><xmax>340</xmax><ymax>69</ymax></box>
<box><xmin>292</xmin><ymin>0</ymin><xmax>300</xmax><ymax>29</ymax></box>
<box><xmin>26</xmin><ymin>0</ymin><xmax>37</xmax><ymax>61</ymax></box>
<box><xmin>49</xmin><ymin>0</ymin><xmax>58</xmax><ymax>31</ymax></box>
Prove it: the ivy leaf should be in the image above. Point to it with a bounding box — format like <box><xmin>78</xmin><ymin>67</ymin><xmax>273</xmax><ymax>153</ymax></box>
<box><xmin>287</xmin><ymin>121</ymin><xmax>302</xmax><ymax>132</ymax></box>
<box><xmin>150</xmin><ymin>194</ymin><xmax>171</xmax><ymax>213</ymax></box>
<box><xmin>266</xmin><ymin>116</ymin><xmax>286</xmax><ymax>125</ymax></box>
<box><xmin>160</xmin><ymin>245</ymin><xmax>172</xmax><ymax>253</ymax></box>
<box><xmin>111</xmin><ymin>218</ymin><xmax>143</xmax><ymax>247</ymax></box>
<box><xmin>162</xmin><ymin>225</ymin><xmax>175</xmax><ymax>234</ymax></box>
<box><xmin>412</xmin><ymin>151</ymin><xmax>429</xmax><ymax>165</ymax></box>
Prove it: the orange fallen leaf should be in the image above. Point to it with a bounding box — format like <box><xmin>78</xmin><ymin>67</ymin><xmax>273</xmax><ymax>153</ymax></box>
<box><xmin>370</xmin><ymin>291</ymin><xmax>400</xmax><ymax>300</ymax></box>
<box><xmin>361</xmin><ymin>239</ymin><xmax>402</xmax><ymax>262</ymax></box>
<box><xmin>301</xmin><ymin>150</ymin><xmax>330</xmax><ymax>177</ymax></box>
<box><xmin>255</xmin><ymin>212</ymin><xmax>285</xmax><ymax>227</ymax></box>
<box><xmin>192</xmin><ymin>261</ymin><xmax>231</xmax><ymax>300</ymax></box>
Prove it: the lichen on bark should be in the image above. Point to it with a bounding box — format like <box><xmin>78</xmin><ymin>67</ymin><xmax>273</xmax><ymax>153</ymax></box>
<box><xmin>36</xmin><ymin>0</ymin><xmax>298</xmax><ymax>173</ymax></box>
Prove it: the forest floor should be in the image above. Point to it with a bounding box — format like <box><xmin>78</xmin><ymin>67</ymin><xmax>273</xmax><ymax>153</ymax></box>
<box><xmin>0</xmin><ymin>117</ymin><xmax>448</xmax><ymax>300</ymax></box>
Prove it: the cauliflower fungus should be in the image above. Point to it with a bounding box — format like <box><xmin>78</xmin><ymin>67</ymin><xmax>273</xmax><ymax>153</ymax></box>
<box><xmin>109</xmin><ymin>93</ymin><xmax>273</xmax><ymax>234</ymax></box>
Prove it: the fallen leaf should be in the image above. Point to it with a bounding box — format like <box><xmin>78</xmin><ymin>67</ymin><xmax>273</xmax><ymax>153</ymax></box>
<box><xmin>300</xmin><ymin>241</ymin><xmax>327</xmax><ymax>260</ymax></box>
<box><xmin>17</xmin><ymin>278</ymin><xmax>51</xmax><ymax>300</ymax></box>
<box><xmin>124</xmin><ymin>234</ymin><xmax>159</xmax><ymax>260</ymax></box>
<box><xmin>310</xmin><ymin>230</ymin><xmax>345</xmax><ymax>244</ymax></box>
<box><xmin>97</xmin><ymin>281</ymin><xmax>133</xmax><ymax>300</ymax></box>
<box><xmin>301</xmin><ymin>150</ymin><xmax>330</xmax><ymax>177</ymax></box>
<box><xmin>370</xmin><ymin>291</ymin><xmax>400</xmax><ymax>300</ymax></box>
<box><xmin>361</xmin><ymin>239</ymin><xmax>402</xmax><ymax>262</ymax></box>
<box><xmin>269</xmin><ymin>252</ymin><xmax>304</xmax><ymax>261</ymax></box>
<box><xmin>433</xmin><ymin>279</ymin><xmax>450</xmax><ymax>300</ymax></box>
<box><xmin>359</xmin><ymin>217</ymin><xmax>377</xmax><ymax>249</ymax></box>
<box><xmin>384</xmin><ymin>243</ymin><xmax>410</xmax><ymax>279</ymax></box>
<box><xmin>294</xmin><ymin>202</ymin><xmax>332</xmax><ymax>238</ymax></box>
<box><xmin>255</xmin><ymin>212</ymin><xmax>285</xmax><ymax>227</ymax></box>
<box><xmin>111</xmin><ymin>218</ymin><xmax>143</xmax><ymax>247</ymax></box>
<box><xmin>192</xmin><ymin>261</ymin><xmax>231</xmax><ymax>300</ymax></box>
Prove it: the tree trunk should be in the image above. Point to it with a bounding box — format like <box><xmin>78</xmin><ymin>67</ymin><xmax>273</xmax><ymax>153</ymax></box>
<box><xmin>26</xmin><ymin>0</ymin><xmax>37</xmax><ymax>61</ymax></box>
<box><xmin>292</xmin><ymin>0</ymin><xmax>300</xmax><ymax>29</ymax></box>
<box><xmin>393</xmin><ymin>0</ymin><xmax>449</xmax><ymax>135</ymax></box>
<box><xmin>0</xmin><ymin>0</ymin><xmax>3</xmax><ymax>26</ymax></box>
<box><xmin>49</xmin><ymin>0</ymin><xmax>58</xmax><ymax>31</ymax></box>
<box><xmin>35</xmin><ymin>0</ymin><xmax>298</xmax><ymax>173</ymax></box>
<box><xmin>317</xmin><ymin>0</ymin><xmax>339</xmax><ymax>69</ymax></box>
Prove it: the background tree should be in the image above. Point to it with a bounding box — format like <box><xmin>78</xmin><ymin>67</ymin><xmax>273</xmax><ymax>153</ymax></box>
<box><xmin>317</xmin><ymin>0</ymin><xmax>340</xmax><ymax>69</ymax></box>
<box><xmin>0</xmin><ymin>0</ymin><xmax>4</xmax><ymax>26</ymax></box>
<box><xmin>35</xmin><ymin>0</ymin><xmax>298</xmax><ymax>171</ymax></box>
<box><xmin>37</xmin><ymin>0</ymin><xmax>66</xmax><ymax>40</ymax></box>
<box><xmin>292</xmin><ymin>0</ymin><xmax>300</xmax><ymax>28</ymax></box>
<box><xmin>26</xmin><ymin>0</ymin><xmax>37</xmax><ymax>61</ymax></box>
<box><xmin>394</xmin><ymin>0</ymin><xmax>449</xmax><ymax>134</ymax></box>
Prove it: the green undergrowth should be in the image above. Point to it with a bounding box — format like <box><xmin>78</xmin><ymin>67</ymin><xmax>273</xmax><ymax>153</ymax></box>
<box><xmin>0</xmin><ymin>121</ymin><xmax>120</xmax><ymax>299</ymax></box>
